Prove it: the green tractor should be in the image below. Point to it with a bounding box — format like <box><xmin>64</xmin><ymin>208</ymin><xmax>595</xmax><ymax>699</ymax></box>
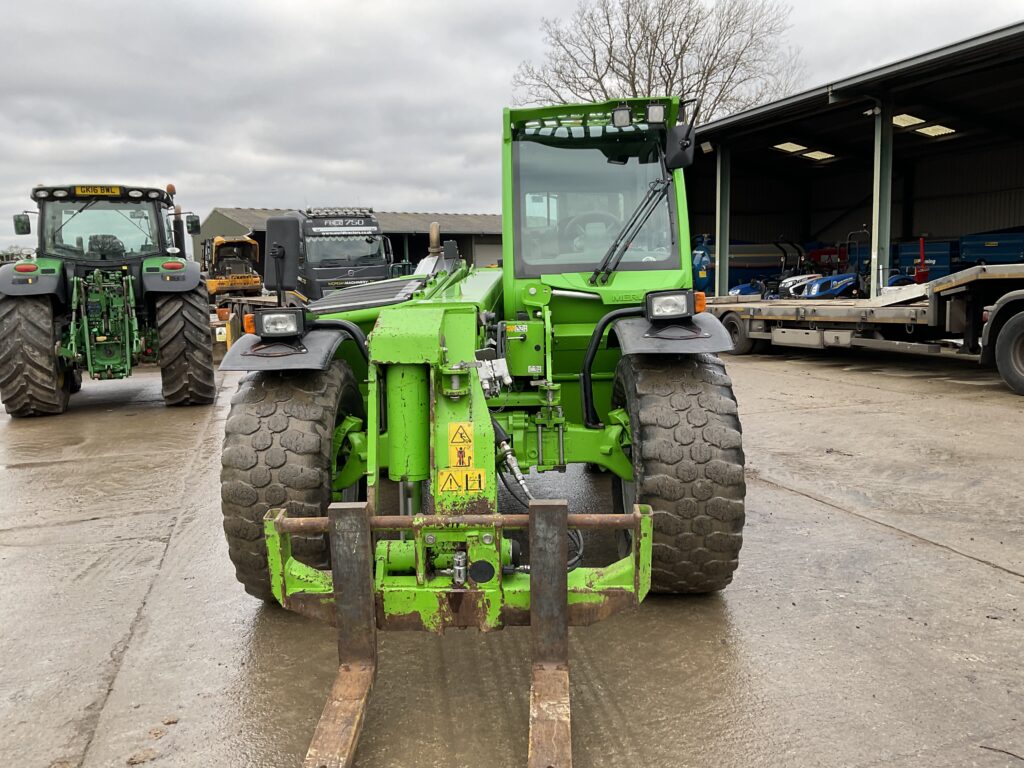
<box><xmin>0</xmin><ymin>184</ymin><xmax>216</xmax><ymax>416</ymax></box>
<box><xmin>220</xmin><ymin>98</ymin><xmax>744</xmax><ymax>765</ymax></box>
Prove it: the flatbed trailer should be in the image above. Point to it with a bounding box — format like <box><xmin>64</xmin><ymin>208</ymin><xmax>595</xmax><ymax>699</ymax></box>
<box><xmin>707</xmin><ymin>264</ymin><xmax>1024</xmax><ymax>394</ymax></box>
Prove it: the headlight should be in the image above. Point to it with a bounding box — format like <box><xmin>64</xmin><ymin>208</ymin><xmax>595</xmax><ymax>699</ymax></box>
<box><xmin>255</xmin><ymin>308</ymin><xmax>304</xmax><ymax>338</ymax></box>
<box><xmin>645</xmin><ymin>290</ymin><xmax>693</xmax><ymax>322</ymax></box>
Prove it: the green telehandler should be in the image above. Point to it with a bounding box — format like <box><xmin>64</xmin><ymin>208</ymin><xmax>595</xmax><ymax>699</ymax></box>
<box><xmin>0</xmin><ymin>184</ymin><xmax>216</xmax><ymax>416</ymax></box>
<box><xmin>220</xmin><ymin>98</ymin><xmax>745</xmax><ymax>766</ymax></box>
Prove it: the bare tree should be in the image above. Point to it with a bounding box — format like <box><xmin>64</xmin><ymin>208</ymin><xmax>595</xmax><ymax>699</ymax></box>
<box><xmin>513</xmin><ymin>0</ymin><xmax>803</xmax><ymax>121</ymax></box>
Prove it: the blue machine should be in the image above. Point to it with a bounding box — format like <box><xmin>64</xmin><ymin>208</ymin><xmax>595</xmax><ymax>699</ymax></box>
<box><xmin>691</xmin><ymin>240</ymin><xmax>712</xmax><ymax>292</ymax></box>
<box><xmin>727</xmin><ymin>281</ymin><xmax>766</xmax><ymax>297</ymax></box>
<box><xmin>803</xmin><ymin>272</ymin><xmax>860</xmax><ymax>298</ymax></box>
<box><xmin>960</xmin><ymin>228</ymin><xmax>1024</xmax><ymax>266</ymax></box>
<box><xmin>692</xmin><ymin>236</ymin><xmax>797</xmax><ymax>295</ymax></box>
<box><xmin>699</xmin><ymin>227</ymin><xmax>1024</xmax><ymax>300</ymax></box>
<box><xmin>894</xmin><ymin>240</ymin><xmax>959</xmax><ymax>279</ymax></box>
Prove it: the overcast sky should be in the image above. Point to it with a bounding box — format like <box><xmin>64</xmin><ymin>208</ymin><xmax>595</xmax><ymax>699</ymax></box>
<box><xmin>1</xmin><ymin>0</ymin><xmax>1021</xmax><ymax>251</ymax></box>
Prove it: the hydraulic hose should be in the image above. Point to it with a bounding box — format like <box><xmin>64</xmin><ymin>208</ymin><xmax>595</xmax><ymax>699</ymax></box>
<box><xmin>581</xmin><ymin>307</ymin><xmax>643</xmax><ymax>429</ymax></box>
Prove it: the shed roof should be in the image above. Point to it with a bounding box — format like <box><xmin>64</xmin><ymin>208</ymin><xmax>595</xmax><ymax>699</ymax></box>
<box><xmin>697</xmin><ymin>21</ymin><xmax>1024</xmax><ymax>151</ymax></box>
<box><xmin>209</xmin><ymin>208</ymin><xmax>291</xmax><ymax>231</ymax></box>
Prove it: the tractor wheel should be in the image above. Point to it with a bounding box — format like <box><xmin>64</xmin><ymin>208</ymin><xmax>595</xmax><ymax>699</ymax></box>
<box><xmin>156</xmin><ymin>286</ymin><xmax>216</xmax><ymax>406</ymax></box>
<box><xmin>995</xmin><ymin>312</ymin><xmax>1024</xmax><ymax>395</ymax></box>
<box><xmin>612</xmin><ymin>354</ymin><xmax>745</xmax><ymax>593</ymax></box>
<box><xmin>0</xmin><ymin>296</ymin><xmax>71</xmax><ymax>417</ymax></box>
<box><xmin>221</xmin><ymin>361</ymin><xmax>363</xmax><ymax>601</ymax></box>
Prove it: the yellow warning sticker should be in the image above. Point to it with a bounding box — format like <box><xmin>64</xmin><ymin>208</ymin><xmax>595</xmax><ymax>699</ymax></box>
<box><xmin>438</xmin><ymin>468</ymin><xmax>487</xmax><ymax>493</ymax></box>
<box><xmin>447</xmin><ymin>421</ymin><xmax>474</xmax><ymax>468</ymax></box>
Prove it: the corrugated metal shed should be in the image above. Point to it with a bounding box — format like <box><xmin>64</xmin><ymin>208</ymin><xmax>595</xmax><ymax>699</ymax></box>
<box><xmin>688</xmin><ymin>21</ymin><xmax>1024</xmax><ymax>292</ymax></box>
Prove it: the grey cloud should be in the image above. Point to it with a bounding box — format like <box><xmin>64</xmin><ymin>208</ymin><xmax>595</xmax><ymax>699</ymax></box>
<box><xmin>0</xmin><ymin>0</ymin><xmax>570</xmax><ymax>249</ymax></box>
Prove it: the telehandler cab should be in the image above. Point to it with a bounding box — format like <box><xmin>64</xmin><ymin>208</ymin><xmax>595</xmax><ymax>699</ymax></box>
<box><xmin>220</xmin><ymin>97</ymin><xmax>745</xmax><ymax>767</ymax></box>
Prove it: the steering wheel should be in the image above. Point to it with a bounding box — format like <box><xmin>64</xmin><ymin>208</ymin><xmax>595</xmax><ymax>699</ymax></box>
<box><xmin>560</xmin><ymin>211</ymin><xmax>622</xmax><ymax>252</ymax></box>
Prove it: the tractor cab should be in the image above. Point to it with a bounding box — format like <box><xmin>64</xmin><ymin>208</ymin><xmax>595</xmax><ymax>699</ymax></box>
<box><xmin>14</xmin><ymin>185</ymin><xmax>199</xmax><ymax>267</ymax></box>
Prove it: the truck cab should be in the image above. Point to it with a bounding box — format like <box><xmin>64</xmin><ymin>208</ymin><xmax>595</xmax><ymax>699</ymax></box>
<box><xmin>266</xmin><ymin>207</ymin><xmax>403</xmax><ymax>303</ymax></box>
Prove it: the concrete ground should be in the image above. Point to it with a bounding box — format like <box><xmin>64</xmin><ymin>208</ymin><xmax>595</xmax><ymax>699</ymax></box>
<box><xmin>0</xmin><ymin>351</ymin><xmax>1021</xmax><ymax>768</ymax></box>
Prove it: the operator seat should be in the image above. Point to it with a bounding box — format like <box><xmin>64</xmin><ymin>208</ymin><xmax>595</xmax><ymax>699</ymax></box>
<box><xmin>88</xmin><ymin>234</ymin><xmax>126</xmax><ymax>260</ymax></box>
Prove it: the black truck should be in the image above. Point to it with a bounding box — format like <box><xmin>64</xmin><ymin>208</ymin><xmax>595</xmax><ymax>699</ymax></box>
<box><xmin>266</xmin><ymin>207</ymin><xmax>408</xmax><ymax>304</ymax></box>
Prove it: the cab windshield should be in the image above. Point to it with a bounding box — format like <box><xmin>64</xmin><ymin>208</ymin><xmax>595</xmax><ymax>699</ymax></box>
<box><xmin>513</xmin><ymin>126</ymin><xmax>675</xmax><ymax>277</ymax></box>
<box><xmin>305</xmin><ymin>235</ymin><xmax>385</xmax><ymax>266</ymax></box>
<box><xmin>41</xmin><ymin>200</ymin><xmax>163</xmax><ymax>258</ymax></box>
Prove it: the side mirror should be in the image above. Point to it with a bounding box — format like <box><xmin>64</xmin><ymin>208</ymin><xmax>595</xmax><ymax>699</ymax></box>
<box><xmin>263</xmin><ymin>215</ymin><xmax>302</xmax><ymax>292</ymax></box>
<box><xmin>185</xmin><ymin>214</ymin><xmax>201</xmax><ymax>235</ymax></box>
<box><xmin>382</xmin><ymin>236</ymin><xmax>394</xmax><ymax>264</ymax></box>
<box><xmin>664</xmin><ymin>124</ymin><xmax>696</xmax><ymax>171</ymax></box>
<box><xmin>13</xmin><ymin>214</ymin><xmax>31</xmax><ymax>235</ymax></box>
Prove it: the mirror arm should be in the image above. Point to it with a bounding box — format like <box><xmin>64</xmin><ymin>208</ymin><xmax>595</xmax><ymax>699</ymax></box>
<box><xmin>270</xmin><ymin>242</ymin><xmax>286</xmax><ymax>308</ymax></box>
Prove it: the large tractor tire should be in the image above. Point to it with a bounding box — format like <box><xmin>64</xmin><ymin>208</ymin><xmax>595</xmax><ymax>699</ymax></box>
<box><xmin>156</xmin><ymin>286</ymin><xmax>216</xmax><ymax>406</ymax></box>
<box><xmin>0</xmin><ymin>296</ymin><xmax>71</xmax><ymax>417</ymax></box>
<box><xmin>221</xmin><ymin>361</ymin><xmax>363</xmax><ymax>601</ymax></box>
<box><xmin>612</xmin><ymin>354</ymin><xmax>745</xmax><ymax>593</ymax></box>
<box><xmin>994</xmin><ymin>312</ymin><xmax>1024</xmax><ymax>395</ymax></box>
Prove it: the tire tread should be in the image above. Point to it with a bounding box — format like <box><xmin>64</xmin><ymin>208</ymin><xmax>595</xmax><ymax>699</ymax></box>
<box><xmin>156</xmin><ymin>287</ymin><xmax>217</xmax><ymax>405</ymax></box>
<box><xmin>615</xmin><ymin>353</ymin><xmax>745</xmax><ymax>593</ymax></box>
<box><xmin>0</xmin><ymin>296</ymin><xmax>69</xmax><ymax>417</ymax></box>
<box><xmin>220</xmin><ymin>363</ymin><xmax>359</xmax><ymax>601</ymax></box>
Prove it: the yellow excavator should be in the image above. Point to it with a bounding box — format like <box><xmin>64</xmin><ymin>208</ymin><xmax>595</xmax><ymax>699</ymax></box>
<box><xmin>202</xmin><ymin>235</ymin><xmax>263</xmax><ymax>297</ymax></box>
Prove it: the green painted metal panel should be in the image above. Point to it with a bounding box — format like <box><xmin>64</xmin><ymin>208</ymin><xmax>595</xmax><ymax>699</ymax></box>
<box><xmin>386</xmin><ymin>364</ymin><xmax>430</xmax><ymax>481</ymax></box>
<box><xmin>266</xmin><ymin>507</ymin><xmax>653</xmax><ymax>632</ymax></box>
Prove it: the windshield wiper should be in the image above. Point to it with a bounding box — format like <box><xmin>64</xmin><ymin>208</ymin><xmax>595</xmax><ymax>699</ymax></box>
<box><xmin>589</xmin><ymin>177</ymin><xmax>670</xmax><ymax>285</ymax></box>
<box><xmin>52</xmin><ymin>199</ymin><xmax>99</xmax><ymax>242</ymax></box>
<box><xmin>112</xmin><ymin>208</ymin><xmax>154</xmax><ymax>239</ymax></box>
